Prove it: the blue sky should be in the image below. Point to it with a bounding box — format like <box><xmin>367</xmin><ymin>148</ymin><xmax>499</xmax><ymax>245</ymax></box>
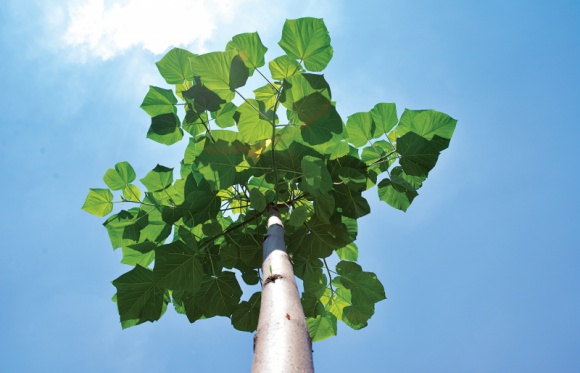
<box><xmin>1</xmin><ymin>0</ymin><xmax>579</xmax><ymax>372</ymax></box>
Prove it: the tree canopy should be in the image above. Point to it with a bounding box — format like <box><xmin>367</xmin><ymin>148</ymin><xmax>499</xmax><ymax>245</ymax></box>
<box><xmin>83</xmin><ymin>17</ymin><xmax>457</xmax><ymax>341</ymax></box>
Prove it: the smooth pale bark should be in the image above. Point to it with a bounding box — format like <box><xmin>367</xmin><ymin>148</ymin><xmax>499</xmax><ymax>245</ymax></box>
<box><xmin>252</xmin><ymin>207</ymin><xmax>314</xmax><ymax>373</ymax></box>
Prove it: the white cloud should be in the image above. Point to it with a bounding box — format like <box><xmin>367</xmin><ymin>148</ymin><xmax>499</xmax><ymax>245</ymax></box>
<box><xmin>52</xmin><ymin>0</ymin><xmax>344</xmax><ymax>62</ymax></box>
<box><xmin>61</xmin><ymin>0</ymin><xmax>245</xmax><ymax>60</ymax></box>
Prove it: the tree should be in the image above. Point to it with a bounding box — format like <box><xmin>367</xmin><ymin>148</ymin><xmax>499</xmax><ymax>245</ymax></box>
<box><xmin>82</xmin><ymin>17</ymin><xmax>457</xmax><ymax>372</ymax></box>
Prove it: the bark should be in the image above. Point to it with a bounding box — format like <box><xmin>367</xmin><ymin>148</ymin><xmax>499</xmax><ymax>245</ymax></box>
<box><xmin>252</xmin><ymin>207</ymin><xmax>314</xmax><ymax>373</ymax></box>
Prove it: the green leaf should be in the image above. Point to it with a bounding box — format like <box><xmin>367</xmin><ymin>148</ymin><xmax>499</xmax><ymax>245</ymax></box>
<box><xmin>336</xmin><ymin>261</ymin><xmax>386</xmax><ymax>304</ymax></box>
<box><xmin>236</xmin><ymin>99</ymin><xmax>272</xmax><ymax>144</ymax></box>
<box><xmin>155</xmin><ymin>47</ymin><xmax>196</xmax><ymax>84</ymax></box>
<box><xmin>191</xmin><ymin>51</ymin><xmax>245</xmax><ymax>101</ymax></box>
<box><xmin>197</xmin><ymin>271</ymin><xmax>243</xmax><ymax>317</ymax></box>
<box><xmin>333</xmin><ymin>184</ymin><xmax>370</xmax><ymax>219</ymax></box>
<box><xmin>361</xmin><ymin>140</ymin><xmax>395</xmax><ymax>174</ymax></box>
<box><xmin>279</xmin><ymin>17</ymin><xmax>333</xmax><ymax>72</ymax></box>
<box><xmin>82</xmin><ymin>188</ymin><xmax>113</xmax><ymax>217</ymax></box>
<box><xmin>182</xmin><ymin>106</ymin><xmax>208</xmax><ymax>137</ymax></box>
<box><xmin>140</xmin><ymin>165</ymin><xmax>174</xmax><ymax>192</ymax></box>
<box><xmin>288</xmin><ymin>205</ymin><xmax>311</xmax><ymax>227</ymax></box>
<box><xmin>182</xmin><ymin>80</ymin><xmax>226</xmax><ymax>112</ymax></box>
<box><xmin>280</xmin><ymin>73</ymin><xmax>331</xmax><ymax>111</ymax></box>
<box><xmin>300</xmin><ymin>104</ymin><xmax>343</xmax><ymax>146</ymax></box>
<box><xmin>254</xmin><ymin>84</ymin><xmax>280</xmax><ymax>111</ymax></box>
<box><xmin>300</xmin><ymin>156</ymin><xmax>332</xmax><ymax>197</ymax></box>
<box><xmin>120</xmin><ymin>246</ymin><xmax>155</xmax><ymax>267</ymax></box>
<box><xmin>194</xmin><ymin>140</ymin><xmax>248</xmax><ymax>190</ymax></box>
<box><xmin>230</xmin><ymin>54</ymin><xmax>250</xmax><ymax>90</ymax></box>
<box><xmin>226</xmin><ymin>32</ymin><xmax>268</xmax><ymax>75</ymax></box>
<box><xmin>211</xmin><ymin>102</ymin><xmax>238</xmax><ymax>128</ymax></box>
<box><xmin>396</xmin><ymin>109</ymin><xmax>457</xmax><ymax>141</ymax></box>
<box><xmin>397</xmin><ymin>132</ymin><xmax>441</xmax><ymax>177</ymax></box>
<box><xmin>147</xmin><ymin>113</ymin><xmax>183</xmax><ymax>145</ymax></box>
<box><xmin>269</xmin><ymin>55</ymin><xmax>302</xmax><ymax>80</ymax></box>
<box><xmin>346</xmin><ymin>111</ymin><xmax>374</xmax><ymax>147</ymax></box>
<box><xmin>314</xmin><ymin>193</ymin><xmax>335</xmax><ymax>224</ymax></box>
<box><xmin>249</xmin><ymin>188</ymin><xmax>267</xmax><ymax>211</ymax></box>
<box><xmin>337</xmin><ymin>167</ymin><xmax>366</xmax><ymax>191</ymax></box>
<box><xmin>103</xmin><ymin>161</ymin><xmax>136</xmax><ymax>190</ymax></box>
<box><xmin>231</xmin><ymin>292</ymin><xmax>261</xmax><ymax>332</ymax></box>
<box><xmin>378</xmin><ymin>169</ymin><xmax>419</xmax><ymax>212</ymax></box>
<box><xmin>154</xmin><ymin>241</ymin><xmax>203</xmax><ymax>292</ymax></box>
<box><xmin>140</xmin><ymin>86</ymin><xmax>178</xmax><ymax>117</ymax></box>
<box><xmin>370</xmin><ymin>103</ymin><xmax>398</xmax><ymax>136</ymax></box>
<box><xmin>306</xmin><ymin>310</ymin><xmax>337</xmax><ymax>342</ymax></box>
<box><xmin>122</xmin><ymin>184</ymin><xmax>141</xmax><ymax>202</ymax></box>
<box><xmin>336</xmin><ymin>243</ymin><xmax>358</xmax><ymax>261</ymax></box>
<box><xmin>290</xmin><ymin>217</ymin><xmax>351</xmax><ymax>259</ymax></box>
<box><xmin>112</xmin><ymin>265</ymin><xmax>165</xmax><ymax>326</ymax></box>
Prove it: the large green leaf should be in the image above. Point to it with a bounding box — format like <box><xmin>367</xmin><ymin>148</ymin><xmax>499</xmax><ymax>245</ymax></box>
<box><xmin>211</xmin><ymin>102</ymin><xmax>238</xmax><ymax>128</ymax></box>
<box><xmin>194</xmin><ymin>139</ymin><xmax>248</xmax><ymax>190</ymax></box>
<box><xmin>155</xmin><ymin>47</ymin><xmax>196</xmax><ymax>84</ymax></box>
<box><xmin>300</xmin><ymin>104</ymin><xmax>343</xmax><ymax>146</ymax></box>
<box><xmin>103</xmin><ymin>161</ymin><xmax>136</xmax><ymax>190</ymax></box>
<box><xmin>397</xmin><ymin>132</ymin><xmax>441</xmax><ymax>177</ymax></box>
<box><xmin>370</xmin><ymin>103</ymin><xmax>398</xmax><ymax>136</ymax></box>
<box><xmin>346</xmin><ymin>112</ymin><xmax>374</xmax><ymax>147</ymax></box>
<box><xmin>335</xmin><ymin>261</ymin><xmax>386</xmax><ymax>304</ymax></box>
<box><xmin>289</xmin><ymin>217</ymin><xmax>352</xmax><ymax>259</ymax></box>
<box><xmin>112</xmin><ymin>265</ymin><xmax>166</xmax><ymax>327</ymax></box>
<box><xmin>269</xmin><ymin>55</ymin><xmax>302</xmax><ymax>80</ymax></box>
<box><xmin>120</xmin><ymin>246</ymin><xmax>155</xmax><ymax>267</ymax></box>
<box><xmin>154</xmin><ymin>241</ymin><xmax>203</xmax><ymax>292</ymax></box>
<box><xmin>254</xmin><ymin>83</ymin><xmax>280</xmax><ymax>111</ymax></box>
<box><xmin>396</xmin><ymin>109</ymin><xmax>457</xmax><ymax>141</ymax></box>
<box><xmin>280</xmin><ymin>73</ymin><xmax>331</xmax><ymax>111</ymax></box>
<box><xmin>226</xmin><ymin>32</ymin><xmax>268</xmax><ymax>75</ymax></box>
<box><xmin>333</xmin><ymin>184</ymin><xmax>371</xmax><ymax>219</ymax></box>
<box><xmin>140</xmin><ymin>165</ymin><xmax>174</xmax><ymax>192</ymax></box>
<box><xmin>236</xmin><ymin>99</ymin><xmax>272</xmax><ymax>144</ymax></box>
<box><xmin>306</xmin><ymin>310</ymin><xmax>337</xmax><ymax>342</ymax></box>
<box><xmin>191</xmin><ymin>51</ymin><xmax>248</xmax><ymax>101</ymax></box>
<box><xmin>279</xmin><ymin>17</ymin><xmax>333</xmax><ymax>72</ymax></box>
<box><xmin>299</xmin><ymin>155</ymin><xmax>332</xmax><ymax>197</ymax></box>
<box><xmin>377</xmin><ymin>166</ymin><xmax>421</xmax><ymax>212</ymax></box>
<box><xmin>147</xmin><ymin>113</ymin><xmax>183</xmax><ymax>145</ymax></box>
<box><xmin>82</xmin><ymin>188</ymin><xmax>113</xmax><ymax>217</ymax></box>
<box><xmin>182</xmin><ymin>79</ymin><xmax>226</xmax><ymax>112</ymax></box>
<box><xmin>196</xmin><ymin>271</ymin><xmax>243</xmax><ymax>317</ymax></box>
<box><xmin>231</xmin><ymin>292</ymin><xmax>261</xmax><ymax>332</ymax></box>
<box><xmin>140</xmin><ymin>86</ymin><xmax>178</xmax><ymax>117</ymax></box>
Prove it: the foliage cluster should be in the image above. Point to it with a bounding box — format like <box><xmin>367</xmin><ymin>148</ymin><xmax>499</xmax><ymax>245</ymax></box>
<box><xmin>83</xmin><ymin>17</ymin><xmax>456</xmax><ymax>341</ymax></box>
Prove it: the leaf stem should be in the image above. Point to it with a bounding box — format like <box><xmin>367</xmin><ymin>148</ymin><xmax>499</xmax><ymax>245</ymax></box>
<box><xmin>323</xmin><ymin>258</ymin><xmax>335</xmax><ymax>295</ymax></box>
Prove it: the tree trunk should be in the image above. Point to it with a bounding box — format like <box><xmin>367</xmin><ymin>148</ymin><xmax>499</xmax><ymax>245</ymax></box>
<box><xmin>252</xmin><ymin>207</ymin><xmax>314</xmax><ymax>373</ymax></box>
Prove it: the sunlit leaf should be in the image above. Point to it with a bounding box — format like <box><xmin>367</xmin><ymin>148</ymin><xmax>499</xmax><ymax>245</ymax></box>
<box><xmin>155</xmin><ymin>47</ymin><xmax>196</xmax><ymax>84</ymax></box>
<box><xmin>226</xmin><ymin>32</ymin><xmax>268</xmax><ymax>75</ymax></box>
<box><xmin>140</xmin><ymin>165</ymin><xmax>174</xmax><ymax>192</ymax></box>
<box><xmin>306</xmin><ymin>310</ymin><xmax>337</xmax><ymax>342</ymax></box>
<box><xmin>147</xmin><ymin>113</ymin><xmax>183</xmax><ymax>145</ymax></box>
<box><xmin>140</xmin><ymin>86</ymin><xmax>178</xmax><ymax>117</ymax></box>
<box><xmin>397</xmin><ymin>109</ymin><xmax>457</xmax><ymax>141</ymax></box>
<box><xmin>82</xmin><ymin>188</ymin><xmax>113</xmax><ymax>217</ymax></box>
<box><xmin>279</xmin><ymin>17</ymin><xmax>333</xmax><ymax>72</ymax></box>
<box><xmin>269</xmin><ymin>55</ymin><xmax>302</xmax><ymax>80</ymax></box>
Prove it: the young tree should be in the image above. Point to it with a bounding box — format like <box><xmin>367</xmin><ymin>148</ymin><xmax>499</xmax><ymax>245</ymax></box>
<box><xmin>83</xmin><ymin>17</ymin><xmax>457</xmax><ymax>372</ymax></box>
